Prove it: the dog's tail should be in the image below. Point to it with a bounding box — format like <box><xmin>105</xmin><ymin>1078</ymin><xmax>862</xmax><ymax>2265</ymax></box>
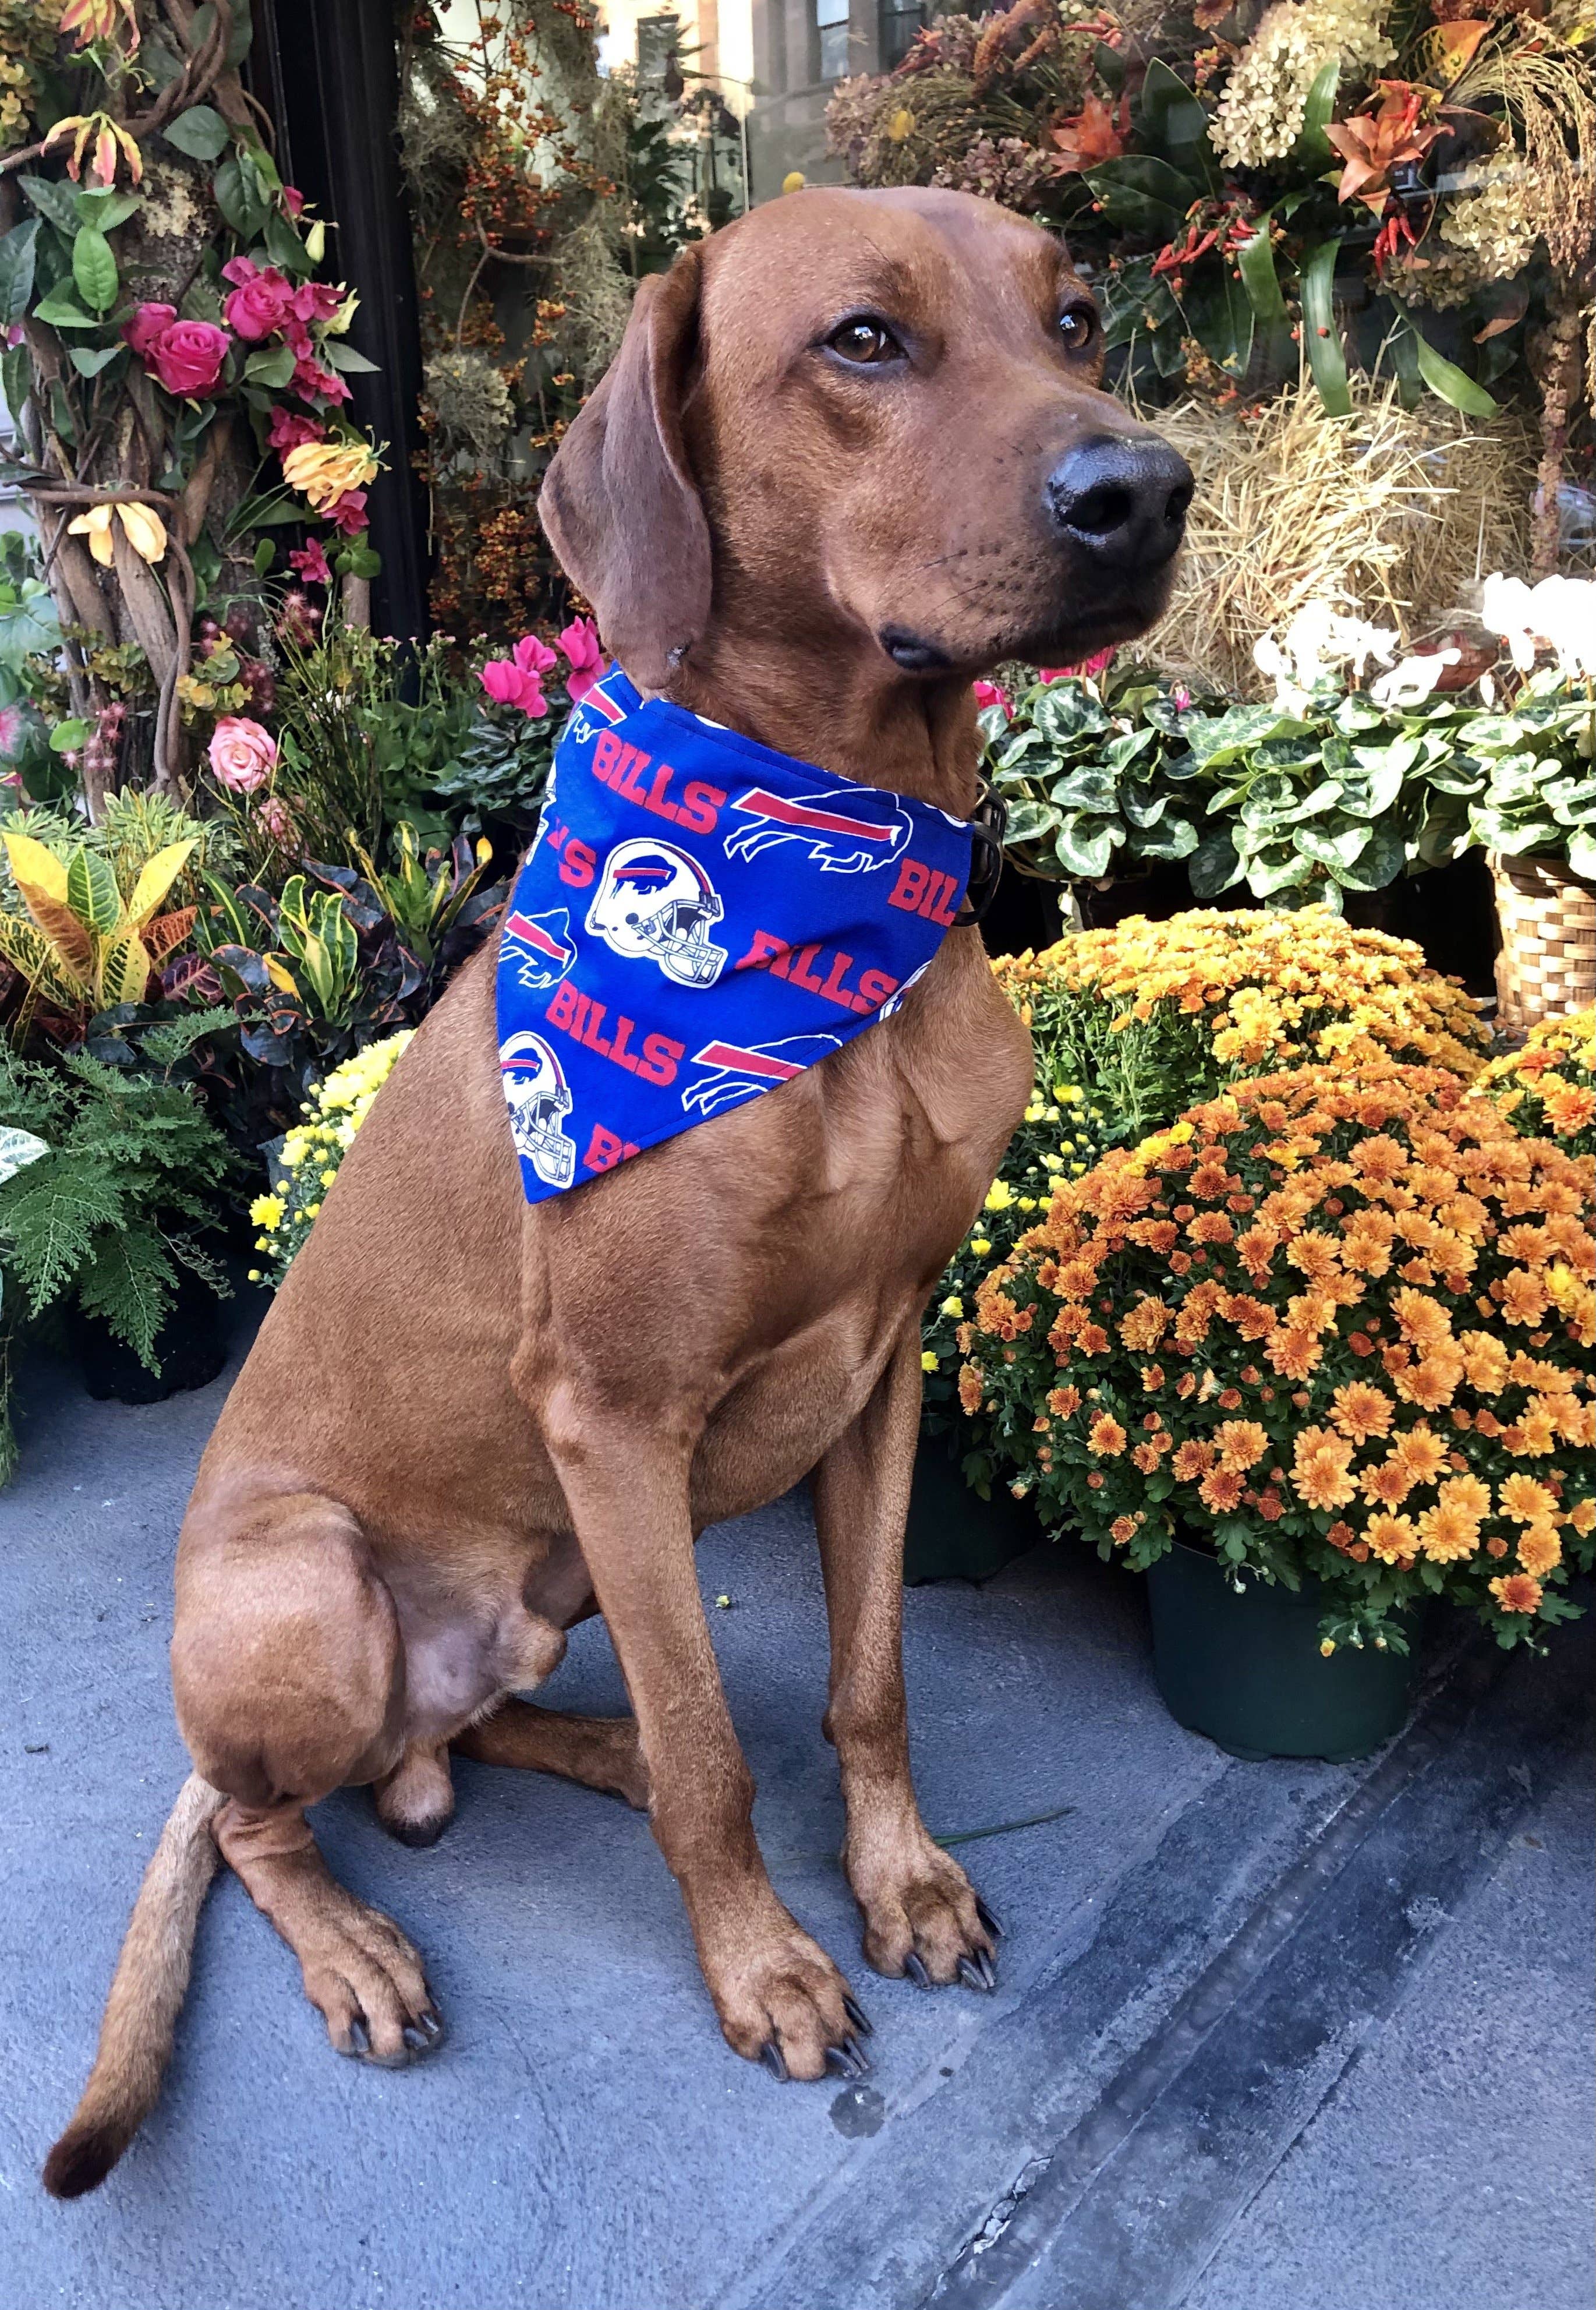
<box><xmin>43</xmin><ymin>1772</ymin><xmax>227</xmax><ymax>2198</ymax></box>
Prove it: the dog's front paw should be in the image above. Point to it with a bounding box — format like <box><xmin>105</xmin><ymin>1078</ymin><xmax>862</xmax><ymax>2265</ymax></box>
<box><xmin>849</xmin><ymin>1830</ymin><xmax>1001</xmax><ymax>1991</ymax></box>
<box><xmin>702</xmin><ymin>1905</ymin><xmax>872</xmax><ymax>2083</ymax></box>
<box><xmin>297</xmin><ymin>1888</ymin><xmax>445</xmax><ymax>2067</ymax></box>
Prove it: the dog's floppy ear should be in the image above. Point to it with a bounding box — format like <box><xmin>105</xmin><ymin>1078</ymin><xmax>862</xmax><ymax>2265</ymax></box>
<box><xmin>539</xmin><ymin>246</ymin><xmax>710</xmax><ymax>690</ymax></box>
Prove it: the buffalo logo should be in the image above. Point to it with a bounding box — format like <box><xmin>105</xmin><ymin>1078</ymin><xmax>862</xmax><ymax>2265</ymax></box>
<box><xmin>499</xmin><ymin>1030</ymin><xmax>576</xmax><ymax>1189</ymax></box>
<box><xmin>586</xmin><ymin>838</ymin><xmax>727</xmax><ymax>988</ymax></box>
<box><xmin>501</xmin><ymin>905</ymin><xmax>575</xmax><ymax>991</ymax></box>
<box><xmin>724</xmin><ymin>784</ymin><xmax>912</xmax><ymax>874</ymax></box>
<box><xmin>681</xmin><ymin>1033</ymin><xmax>840</xmax><ymax>1119</ymax></box>
<box><xmin>877</xmin><ymin>959</ymin><xmax>930</xmax><ymax>1019</ymax></box>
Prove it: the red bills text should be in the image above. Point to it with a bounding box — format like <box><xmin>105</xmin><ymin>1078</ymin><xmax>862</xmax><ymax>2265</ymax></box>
<box><xmin>731</xmin><ymin>928</ymin><xmax>898</xmax><ymax>1016</ymax></box>
<box><xmin>545</xmin><ymin>976</ymin><xmax>684</xmax><ymax>1086</ymax></box>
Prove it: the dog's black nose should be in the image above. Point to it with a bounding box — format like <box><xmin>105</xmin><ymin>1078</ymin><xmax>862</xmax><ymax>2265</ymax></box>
<box><xmin>1046</xmin><ymin>436</ymin><xmax>1192</xmax><ymax>573</ymax></box>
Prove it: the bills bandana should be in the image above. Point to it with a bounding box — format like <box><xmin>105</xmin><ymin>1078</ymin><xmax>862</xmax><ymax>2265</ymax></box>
<box><xmin>496</xmin><ymin>667</ymin><xmax>976</xmax><ymax>1202</ymax></box>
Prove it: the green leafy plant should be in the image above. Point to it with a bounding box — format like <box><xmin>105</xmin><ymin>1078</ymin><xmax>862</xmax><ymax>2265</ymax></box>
<box><xmin>0</xmin><ymin>1025</ymin><xmax>237</xmax><ymax>1478</ymax></box>
<box><xmin>0</xmin><ymin>815</ymin><xmax>200</xmax><ymax>1033</ymax></box>
<box><xmin>981</xmin><ymin>664</ymin><xmax>1216</xmax><ymax>885</ymax></box>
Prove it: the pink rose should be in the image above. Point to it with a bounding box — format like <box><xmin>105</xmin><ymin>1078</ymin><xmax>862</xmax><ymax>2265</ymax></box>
<box><xmin>973</xmin><ymin>680</ymin><xmax>1013</xmax><ymax>717</ymax></box>
<box><xmin>268</xmin><ymin>407</ymin><xmax>325</xmax><ymax>454</ymax></box>
<box><xmin>557</xmin><ymin>615</ymin><xmax>604</xmax><ymax>701</ymax></box>
<box><xmin>513</xmin><ymin>633</ymin><xmax>558</xmax><ymax>678</ymax></box>
<box><xmin>124</xmin><ymin>301</ymin><xmax>175</xmax><ymax>359</ymax></box>
<box><xmin>480</xmin><ymin>658</ymin><xmax>548</xmax><ymax>716</ymax></box>
<box><xmin>130</xmin><ymin>312</ymin><xmax>231</xmax><ymax>398</ymax></box>
<box><xmin>221</xmin><ymin>256</ymin><xmax>295</xmax><ymax>341</ymax></box>
<box><xmin>327</xmin><ymin>488</ymin><xmax>368</xmax><ymax>534</ymax></box>
<box><xmin>208</xmin><ymin>715</ymin><xmax>278</xmax><ymax>792</ymax></box>
<box><xmin>281</xmin><ymin>185</ymin><xmax>306</xmax><ymax>218</ymax></box>
<box><xmin>289</xmin><ymin>538</ymin><xmax>332</xmax><ymax>587</ymax></box>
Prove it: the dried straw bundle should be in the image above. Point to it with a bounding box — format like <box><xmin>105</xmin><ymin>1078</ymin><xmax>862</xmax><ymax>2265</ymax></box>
<box><xmin>1142</xmin><ymin>376</ymin><xmax>1536</xmax><ymax>695</ymax></box>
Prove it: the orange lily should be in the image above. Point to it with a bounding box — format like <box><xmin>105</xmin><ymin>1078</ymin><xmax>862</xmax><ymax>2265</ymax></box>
<box><xmin>1323</xmin><ymin>81</ymin><xmax>1444</xmax><ymax>216</ymax></box>
<box><xmin>1048</xmin><ymin>89</ymin><xmax>1132</xmax><ymax>172</ymax></box>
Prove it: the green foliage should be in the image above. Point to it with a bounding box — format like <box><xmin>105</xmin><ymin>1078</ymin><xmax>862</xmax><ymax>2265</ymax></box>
<box><xmin>0</xmin><ymin>1038</ymin><xmax>236</xmax><ymax>1478</ymax></box>
<box><xmin>983</xmin><ymin>665</ymin><xmax>1217</xmax><ymax>888</ymax></box>
<box><xmin>420</xmin><ymin>704</ymin><xmax>555</xmax><ymax>839</ymax></box>
<box><xmin>991</xmin><ymin>661</ymin><xmax>1596</xmax><ymax>907</ymax></box>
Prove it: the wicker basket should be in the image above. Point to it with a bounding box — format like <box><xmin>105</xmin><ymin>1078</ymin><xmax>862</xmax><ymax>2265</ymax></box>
<box><xmin>1490</xmin><ymin>852</ymin><xmax>1596</xmax><ymax>1034</ymax></box>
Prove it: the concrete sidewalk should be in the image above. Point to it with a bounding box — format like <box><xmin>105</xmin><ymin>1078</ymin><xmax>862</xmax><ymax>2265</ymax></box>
<box><xmin>2</xmin><ymin>1311</ymin><xmax>1590</xmax><ymax>2310</ymax></box>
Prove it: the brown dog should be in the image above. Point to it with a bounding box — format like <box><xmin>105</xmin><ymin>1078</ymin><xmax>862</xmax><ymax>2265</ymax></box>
<box><xmin>44</xmin><ymin>185</ymin><xmax>1189</xmax><ymax>2195</ymax></box>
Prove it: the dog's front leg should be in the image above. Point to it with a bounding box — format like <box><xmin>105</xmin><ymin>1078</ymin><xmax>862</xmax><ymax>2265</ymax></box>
<box><xmin>813</xmin><ymin>1329</ymin><xmax>1000</xmax><ymax>1991</ymax></box>
<box><xmin>543</xmin><ymin>1394</ymin><xmax>866</xmax><ymax>2081</ymax></box>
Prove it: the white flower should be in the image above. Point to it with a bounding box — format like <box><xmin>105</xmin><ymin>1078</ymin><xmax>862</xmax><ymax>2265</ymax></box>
<box><xmin>1480</xmin><ymin>573</ymin><xmax>1596</xmax><ymax>681</ymax></box>
<box><xmin>1255</xmin><ymin>598</ymin><xmax>1397</xmax><ymax>706</ymax></box>
<box><xmin>1369</xmin><ymin>651</ymin><xmax>1459</xmax><ymax>709</ymax></box>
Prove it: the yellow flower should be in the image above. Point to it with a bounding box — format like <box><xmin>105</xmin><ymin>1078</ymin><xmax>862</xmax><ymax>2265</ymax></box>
<box><xmin>940</xmin><ymin>1295</ymin><xmax>964</xmax><ymax>1319</ymax></box>
<box><xmin>320</xmin><ymin>1168</ymin><xmax>337</xmax><ymax>1188</ymax></box>
<box><xmin>306</xmin><ymin>1200</ymin><xmax>322</xmax><ymax>1218</ymax></box>
<box><xmin>969</xmin><ymin>1237</ymin><xmax>992</xmax><ymax>1256</ymax></box>
<box><xmin>281</xmin><ymin>436</ymin><xmax>380</xmax><ymax>512</ymax></box>
<box><xmin>985</xmin><ymin>1181</ymin><xmax>1015</xmax><ymax>1211</ymax></box>
<box><xmin>922</xmin><ymin>1350</ymin><xmax>940</xmax><ymax>1372</ymax></box>
<box><xmin>66</xmin><ymin>500</ymin><xmax>167</xmax><ymax>568</ymax></box>
<box><xmin>249</xmin><ymin>1193</ymin><xmax>284</xmax><ymax>1230</ymax></box>
<box><xmin>1319</xmin><ymin>1638</ymin><xmax>1336</xmax><ymax>1657</ymax></box>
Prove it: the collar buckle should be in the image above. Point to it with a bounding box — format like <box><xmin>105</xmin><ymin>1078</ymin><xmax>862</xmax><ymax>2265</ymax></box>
<box><xmin>953</xmin><ymin>781</ymin><xmax>1006</xmax><ymax>928</ymax></box>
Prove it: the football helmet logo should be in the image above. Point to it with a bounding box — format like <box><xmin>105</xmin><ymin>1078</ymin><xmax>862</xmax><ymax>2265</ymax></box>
<box><xmin>499</xmin><ymin>1030</ymin><xmax>576</xmax><ymax>1188</ymax></box>
<box><xmin>586</xmin><ymin>839</ymin><xmax>727</xmax><ymax>987</ymax></box>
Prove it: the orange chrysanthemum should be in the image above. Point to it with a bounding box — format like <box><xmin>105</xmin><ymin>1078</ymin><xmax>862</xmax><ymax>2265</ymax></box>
<box><xmin>1199</xmin><ymin>1467</ymin><xmax>1247</xmax><ymax>1511</ymax></box>
<box><xmin>1213</xmin><ymin>1419</ymin><xmax>1268</xmax><ymax>1471</ymax></box>
<box><xmin>1330</xmin><ymin>1382</ymin><xmax>1395</xmax><ymax>1444</ymax></box>
<box><xmin>1365</xmin><ymin>1512</ymin><xmax>1419</xmax><ymax>1565</ymax></box>
<box><xmin>1087</xmin><ymin>1413</ymin><xmax>1128</xmax><ymax>1457</ymax></box>
<box><xmin>1417</xmin><ymin>1502</ymin><xmax>1479</xmax><ymax>1563</ymax></box>
<box><xmin>1516</xmin><ymin>1523</ymin><xmax>1562</xmax><ymax>1576</ymax></box>
<box><xmin>1488</xmin><ymin>1573</ymin><xmax>1543</xmax><ymax>1614</ymax></box>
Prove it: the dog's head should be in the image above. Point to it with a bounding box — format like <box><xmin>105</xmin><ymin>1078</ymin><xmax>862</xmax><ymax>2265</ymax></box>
<box><xmin>540</xmin><ymin>186</ymin><xmax>1191</xmax><ymax>691</ymax></box>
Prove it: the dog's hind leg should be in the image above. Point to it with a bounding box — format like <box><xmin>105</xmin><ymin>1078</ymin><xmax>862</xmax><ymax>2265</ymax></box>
<box><xmin>813</xmin><ymin>1329</ymin><xmax>1000</xmax><ymax>1992</ymax></box>
<box><xmin>172</xmin><ymin>1490</ymin><xmax>444</xmax><ymax>2067</ymax></box>
<box><xmin>453</xmin><ymin>1700</ymin><xmax>650</xmax><ymax>1809</ymax></box>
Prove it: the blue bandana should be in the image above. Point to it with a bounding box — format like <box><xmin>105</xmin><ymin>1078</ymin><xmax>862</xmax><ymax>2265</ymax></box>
<box><xmin>495</xmin><ymin>669</ymin><xmax>978</xmax><ymax>1201</ymax></box>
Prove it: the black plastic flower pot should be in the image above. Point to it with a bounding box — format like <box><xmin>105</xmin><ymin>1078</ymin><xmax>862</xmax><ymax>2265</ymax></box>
<box><xmin>68</xmin><ymin>1266</ymin><xmax>228</xmax><ymax>1407</ymax></box>
<box><xmin>1145</xmin><ymin>1536</ymin><xmax>1418</xmax><ymax>1764</ymax></box>
<box><xmin>903</xmin><ymin>1437</ymin><xmax>1038</xmax><ymax>1585</ymax></box>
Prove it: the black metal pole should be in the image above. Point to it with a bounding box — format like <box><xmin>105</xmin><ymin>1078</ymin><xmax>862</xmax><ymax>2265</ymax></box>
<box><xmin>250</xmin><ymin>0</ymin><xmax>431</xmax><ymax>641</ymax></box>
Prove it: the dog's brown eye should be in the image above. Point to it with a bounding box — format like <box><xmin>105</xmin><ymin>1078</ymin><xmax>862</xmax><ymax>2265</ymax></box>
<box><xmin>1058</xmin><ymin>305</ymin><xmax>1097</xmax><ymax>354</ymax></box>
<box><xmin>827</xmin><ymin>316</ymin><xmax>900</xmax><ymax>366</ymax></box>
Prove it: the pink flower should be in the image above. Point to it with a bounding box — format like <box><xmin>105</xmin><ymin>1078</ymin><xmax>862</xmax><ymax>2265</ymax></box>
<box><xmin>0</xmin><ymin>702</ymin><xmax>26</xmax><ymax>755</ymax></box>
<box><xmin>557</xmin><ymin>615</ymin><xmax>604</xmax><ymax>701</ymax></box>
<box><xmin>123</xmin><ymin>301</ymin><xmax>174</xmax><ymax>358</ymax></box>
<box><xmin>126</xmin><ymin>308</ymin><xmax>231</xmax><ymax>397</ymax></box>
<box><xmin>973</xmin><ymin>679</ymin><xmax>1013</xmax><ymax>716</ymax></box>
<box><xmin>221</xmin><ymin>255</ymin><xmax>295</xmax><ymax>341</ymax></box>
<box><xmin>1039</xmin><ymin>646</ymin><xmax>1114</xmax><ymax>682</ymax></box>
<box><xmin>289</xmin><ymin>538</ymin><xmax>332</xmax><ymax>587</ymax></box>
<box><xmin>513</xmin><ymin>633</ymin><xmax>559</xmax><ymax>678</ymax></box>
<box><xmin>268</xmin><ymin>407</ymin><xmax>325</xmax><ymax>454</ymax></box>
<box><xmin>327</xmin><ymin>488</ymin><xmax>368</xmax><ymax>534</ymax></box>
<box><xmin>3</xmin><ymin>322</ymin><xmax>24</xmax><ymax>349</ymax></box>
<box><xmin>291</xmin><ymin>280</ymin><xmax>343</xmax><ymax>325</ymax></box>
<box><xmin>480</xmin><ymin>657</ymin><xmax>548</xmax><ymax>716</ymax></box>
<box><xmin>281</xmin><ymin>185</ymin><xmax>306</xmax><ymax>219</ymax></box>
<box><xmin>257</xmin><ymin>796</ymin><xmax>294</xmax><ymax>841</ymax></box>
<box><xmin>1172</xmin><ymin>684</ymin><xmax>1191</xmax><ymax>711</ymax></box>
<box><xmin>208</xmin><ymin>715</ymin><xmax>278</xmax><ymax>792</ymax></box>
<box><xmin>293</xmin><ymin>358</ymin><xmax>351</xmax><ymax>405</ymax></box>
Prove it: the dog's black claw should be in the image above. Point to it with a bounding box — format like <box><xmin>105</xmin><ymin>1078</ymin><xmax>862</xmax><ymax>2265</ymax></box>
<box><xmin>417</xmin><ymin>2009</ymin><xmax>444</xmax><ymax>2043</ymax></box>
<box><xmin>843</xmin><ymin>1992</ymin><xmax>874</xmax><ymax>2037</ymax></box>
<box><xmin>957</xmin><ymin>1953</ymin><xmax>996</xmax><ymax>1994</ymax></box>
<box><xmin>903</xmin><ymin>1951</ymin><xmax>933</xmax><ymax>1990</ymax></box>
<box><xmin>347</xmin><ymin>2015</ymin><xmax>370</xmax><ymax>2056</ymax></box>
<box><xmin>843</xmin><ymin>2033</ymin><xmax>872</xmax><ymax>2074</ymax></box>
<box><xmin>975</xmin><ymin>1898</ymin><xmax>1005</xmax><ymax>1941</ymax></box>
<box><xmin>402</xmin><ymin>2022</ymin><xmax>429</xmax><ymax>2053</ymax></box>
<box><xmin>825</xmin><ymin>2043</ymin><xmax>866</xmax><ymax>2081</ymax></box>
<box><xmin>761</xmin><ymin>2040</ymin><xmax>790</xmax><ymax>2083</ymax></box>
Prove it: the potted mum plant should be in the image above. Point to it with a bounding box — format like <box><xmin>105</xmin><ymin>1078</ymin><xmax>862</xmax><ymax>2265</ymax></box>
<box><xmin>960</xmin><ymin>1062</ymin><xmax>1595</xmax><ymax>1760</ymax></box>
<box><xmin>1477</xmin><ymin>1009</ymin><xmax>1595</xmax><ymax>1158</ymax></box>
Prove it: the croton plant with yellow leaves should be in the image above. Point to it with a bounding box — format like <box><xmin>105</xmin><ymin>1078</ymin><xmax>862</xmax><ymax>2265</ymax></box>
<box><xmin>957</xmin><ymin>1062</ymin><xmax>1595</xmax><ymax>1653</ymax></box>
